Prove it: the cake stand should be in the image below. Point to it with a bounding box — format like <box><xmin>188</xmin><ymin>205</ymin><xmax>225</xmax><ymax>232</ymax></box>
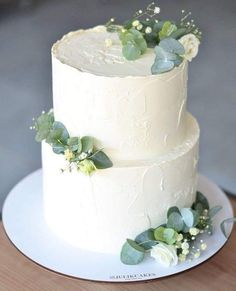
<box><xmin>2</xmin><ymin>169</ymin><xmax>234</xmax><ymax>282</ymax></box>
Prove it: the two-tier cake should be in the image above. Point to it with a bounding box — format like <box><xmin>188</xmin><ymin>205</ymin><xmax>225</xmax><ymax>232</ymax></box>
<box><xmin>34</xmin><ymin>5</ymin><xmax>203</xmax><ymax>264</ymax></box>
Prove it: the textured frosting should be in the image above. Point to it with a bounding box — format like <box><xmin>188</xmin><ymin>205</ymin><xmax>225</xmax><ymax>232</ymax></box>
<box><xmin>52</xmin><ymin>30</ymin><xmax>188</xmax><ymax>161</ymax></box>
<box><xmin>52</xmin><ymin>25</ymin><xmax>157</xmax><ymax>77</ymax></box>
<box><xmin>42</xmin><ymin>114</ymin><xmax>199</xmax><ymax>254</ymax></box>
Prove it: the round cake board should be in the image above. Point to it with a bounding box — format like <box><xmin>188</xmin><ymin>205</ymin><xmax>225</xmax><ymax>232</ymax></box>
<box><xmin>2</xmin><ymin>169</ymin><xmax>234</xmax><ymax>282</ymax></box>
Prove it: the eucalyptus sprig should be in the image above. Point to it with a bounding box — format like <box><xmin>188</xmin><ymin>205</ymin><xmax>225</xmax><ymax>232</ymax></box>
<box><xmin>31</xmin><ymin>110</ymin><xmax>113</xmax><ymax>175</ymax></box>
<box><xmin>106</xmin><ymin>2</ymin><xmax>202</xmax><ymax>74</ymax></box>
<box><xmin>120</xmin><ymin>191</ymin><xmax>222</xmax><ymax>265</ymax></box>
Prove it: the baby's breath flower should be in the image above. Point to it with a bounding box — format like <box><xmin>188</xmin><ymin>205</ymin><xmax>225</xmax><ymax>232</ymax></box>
<box><xmin>154</xmin><ymin>6</ymin><xmax>160</xmax><ymax>14</ymax></box>
<box><xmin>200</xmin><ymin>243</ymin><xmax>207</xmax><ymax>250</ymax></box>
<box><xmin>137</xmin><ymin>24</ymin><xmax>143</xmax><ymax>30</ymax></box>
<box><xmin>182</xmin><ymin>249</ymin><xmax>189</xmax><ymax>255</ymax></box>
<box><xmin>79</xmin><ymin>152</ymin><xmax>88</xmax><ymax>160</ymax></box>
<box><xmin>189</xmin><ymin>227</ymin><xmax>200</xmax><ymax>236</ymax></box>
<box><xmin>194</xmin><ymin>251</ymin><xmax>201</xmax><ymax>258</ymax></box>
<box><xmin>145</xmin><ymin>26</ymin><xmax>152</xmax><ymax>34</ymax></box>
<box><xmin>64</xmin><ymin>149</ymin><xmax>74</xmax><ymax>161</ymax></box>
<box><xmin>181</xmin><ymin>242</ymin><xmax>190</xmax><ymax>250</ymax></box>
<box><xmin>132</xmin><ymin>20</ymin><xmax>140</xmax><ymax>27</ymax></box>
<box><xmin>178</xmin><ymin>254</ymin><xmax>186</xmax><ymax>262</ymax></box>
<box><xmin>176</xmin><ymin>233</ymin><xmax>183</xmax><ymax>242</ymax></box>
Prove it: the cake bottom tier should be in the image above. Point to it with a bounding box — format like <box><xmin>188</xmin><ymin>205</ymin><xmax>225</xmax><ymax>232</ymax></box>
<box><xmin>42</xmin><ymin>114</ymin><xmax>199</xmax><ymax>254</ymax></box>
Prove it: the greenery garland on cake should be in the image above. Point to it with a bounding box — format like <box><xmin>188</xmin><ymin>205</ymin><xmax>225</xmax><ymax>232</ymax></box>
<box><xmin>106</xmin><ymin>2</ymin><xmax>201</xmax><ymax>74</ymax></box>
<box><xmin>120</xmin><ymin>191</ymin><xmax>224</xmax><ymax>266</ymax></box>
<box><xmin>31</xmin><ymin>110</ymin><xmax>113</xmax><ymax>175</ymax></box>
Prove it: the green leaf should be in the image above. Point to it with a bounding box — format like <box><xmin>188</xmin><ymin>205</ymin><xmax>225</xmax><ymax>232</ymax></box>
<box><xmin>154</xmin><ymin>46</ymin><xmax>179</xmax><ymax>61</ymax></box>
<box><xmin>52</xmin><ymin>143</ymin><xmax>66</xmax><ymax>154</ymax></box>
<box><xmin>135</xmin><ymin>229</ymin><xmax>157</xmax><ymax>250</ymax></box>
<box><xmin>154</xmin><ymin>227</ymin><xmax>177</xmax><ymax>245</ymax></box>
<box><xmin>46</xmin><ymin>128</ymin><xmax>64</xmax><ymax>144</ymax></box>
<box><xmin>35</xmin><ymin>111</ymin><xmax>54</xmax><ymax>142</ymax></box>
<box><xmin>89</xmin><ymin>150</ymin><xmax>113</xmax><ymax>169</ymax></box>
<box><xmin>120</xmin><ymin>239</ymin><xmax>145</xmax><ymax>265</ymax></box>
<box><xmin>169</xmin><ymin>28</ymin><xmax>187</xmax><ymax>39</ymax></box>
<box><xmin>122</xmin><ymin>42</ymin><xmax>141</xmax><ymax>60</ymax></box>
<box><xmin>119</xmin><ymin>28</ymin><xmax>147</xmax><ymax>60</ymax></box>
<box><xmin>67</xmin><ymin>137</ymin><xmax>82</xmax><ymax>152</ymax></box>
<box><xmin>153</xmin><ymin>226</ymin><xmax>165</xmax><ymax>241</ymax></box>
<box><xmin>180</xmin><ymin>208</ymin><xmax>199</xmax><ymax>228</ymax></box>
<box><xmin>163</xmin><ymin>228</ymin><xmax>177</xmax><ymax>245</ymax></box>
<box><xmin>193</xmin><ymin>191</ymin><xmax>210</xmax><ymax>211</ymax></box>
<box><xmin>167</xmin><ymin>206</ymin><xmax>181</xmax><ymax>218</ymax></box>
<box><xmin>159</xmin><ymin>38</ymin><xmax>185</xmax><ymax>55</ymax></box>
<box><xmin>151</xmin><ymin>59</ymin><xmax>174</xmax><ymax>74</ymax></box>
<box><xmin>52</xmin><ymin>121</ymin><xmax>69</xmax><ymax>144</ymax></box>
<box><xmin>167</xmin><ymin>211</ymin><xmax>184</xmax><ymax>232</ymax></box>
<box><xmin>209</xmin><ymin>205</ymin><xmax>222</xmax><ymax>218</ymax></box>
<box><xmin>81</xmin><ymin>136</ymin><xmax>94</xmax><ymax>153</ymax></box>
<box><xmin>220</xmin><ymin>217</ymin><xmax>236</xmax><ymax>238</ymax></box>
<box><xmin>159</xmin><ymin>21</ymin><xmax>177</xmax><ymax>40</ymax></box>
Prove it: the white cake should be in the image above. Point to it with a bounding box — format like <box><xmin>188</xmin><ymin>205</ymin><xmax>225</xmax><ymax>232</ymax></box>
<box><xmin>42</xmin><ymin>26</ymin><xmax>200</xmax><ymax>254</ymax></box>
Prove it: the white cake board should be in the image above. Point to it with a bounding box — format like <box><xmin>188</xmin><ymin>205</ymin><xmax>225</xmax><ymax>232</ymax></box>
<box><xmin>2</xmin><ymin>169</ymin><xmax>234</xmax><ymax>282</ymax></box>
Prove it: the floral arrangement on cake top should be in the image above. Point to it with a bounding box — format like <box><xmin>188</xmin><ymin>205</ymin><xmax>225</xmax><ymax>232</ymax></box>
<box><xmin>106</xmin><ymin>2</ymin><xmax>202</xmax><ymax>74</ymax></box>
<box><xmin>31</xmin><ymin>110</ymin><xmax>113</xmax><ymax>175</ymax></box>
<box><xmin>120</xmin><ymin>192</ymin><xmax>222</xmax><ymax>266</ymax></box>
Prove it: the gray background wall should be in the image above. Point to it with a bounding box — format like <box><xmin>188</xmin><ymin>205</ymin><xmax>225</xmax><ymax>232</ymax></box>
<box><xmin>0</xmin><ymin>0</ymin><xmax>236</xmax><ymax>210</ymax></box>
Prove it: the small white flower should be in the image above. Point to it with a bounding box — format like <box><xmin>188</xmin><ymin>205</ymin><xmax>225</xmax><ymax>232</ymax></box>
<box><xmin>190</xmin><ymin>227</ymin><xmax>199</xmax><ymax>236</ymax></box>
<box><xmin>79</xmin><ymin>152</ymin><xmax>88</xmax><ymax>160</ymax></box>
<box><xmin>182</xmin><ymin>249</ymin><xmax>189</xmax><ymax>255</ymax></box>
<box><xmin>194</xmin><ymin>251</ymin><xmax>201</xmax><ymax>258</ymax></box>
<box><xmin>176</xmin><ymin>233</ymin><xmax>183</xmax><ymax>242</ymax></box>
<box><xmin>136</xmin><ymin>24</ymin><xmax>143</xmax><ymax>31</ymax></box>
<box><xmin>64</xmin><ymin>149</ymin><xmax>74</xmax><ymax>161</ymax></box>
<box><xmin>181</xmin><ymin>242</ymin><xmax>190</xmax><ymax>250</ymax></box>
<box><xmin>132</xmin><ymin>20</ymin><xmax>140</xmax><ymax>27</ymax></box>
<box><xmin>179</xmin><ymin>33</ymin><xmax>200</xmax><ymax>62</ymax></box>
<box><xmin>145</xmin><ymin>26</ymin><xmax>152</xmax><ymax>34</ymax></box>
<box><xmin>178</xmin><ymin>254</ymin><xmax>186</xmax><ymax>262</ymax></box>
<box><xmin>105</xmin><ymin>38</ymin><xmax>113</xmax><ymax>48</ymax></box>
<box><xmin>150</xmin><ymin>243</ymin><xmax>178</xmax><ymax>267</ymax></box>
<box><xmin>200</xmin><ymin>243</ymin><xmax>207</xmax><ymax>250</ymax></box>
<box><xmin>154</xmin><ymin>6</ymin><xmax>160</xmax><ymax>14</ymax></box>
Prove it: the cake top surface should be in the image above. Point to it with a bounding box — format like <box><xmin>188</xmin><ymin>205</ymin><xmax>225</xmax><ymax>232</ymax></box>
<box><xmin>52</xmin><ymin>26</ymin><xmax>158</xmax><ymax>77</ymax></box>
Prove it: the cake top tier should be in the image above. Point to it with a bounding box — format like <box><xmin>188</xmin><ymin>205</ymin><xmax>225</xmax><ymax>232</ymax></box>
<box><xmin>52</xmin><ymin>26</ymin><xmax>157</xmax><ymax>77</ymax></box>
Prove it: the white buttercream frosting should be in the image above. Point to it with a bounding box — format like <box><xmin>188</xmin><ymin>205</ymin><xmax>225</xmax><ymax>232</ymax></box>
<box><xmin>42</xmin><ymin>114</ymin><xmax>199</xmax><ymax>254</ymax></box>
<box><xmin>52</xmin><ymin>29</ymin><xmax>188</xmax><ymax>161</ymax></box>
<box><xmin>52</xmin><ymin>25</ymin><xmax>158</xmax><ymax>77</ymax></box>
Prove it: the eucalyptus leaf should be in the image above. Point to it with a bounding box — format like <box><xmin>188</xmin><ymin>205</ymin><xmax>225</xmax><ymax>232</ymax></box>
<box><xmin>120</xmin><ymin>239</ymin><xmax>145</xmax><ymax>265</ymax></box>
<box><xmin>154</xmin><ymin>46</ymin><xmax>179</xmax><ymax>61</ymax></box>
<box><xmin>153</xmin><ymin>226</ymin><xmax>165</xmax><ymax>241</ymax></box>
<box><xmin>35</xmin><ymin>112</ymin><xmax>54</xmax><ymax>142</ymax></box>
<box><xmin>193</xmin><ymin>191</ymin><xmax>210</xmax><ymax>211</ymax></box>
<box><xmin>220</xmin><ymin>217</ymin><xmax>236</xmax><ymax>238</ymax></box>
<box><xmin>151</xmin><ymin>59</ymin><xmax>174</xmax><ymax>74</ymax></box>
<box><xmin>122</xmin><ymin>42</ymin><xmax>141</xmax><ymax>60</ymax></box>
<box><xmin>209</xmin><ymin>205</ymin><xmax>222</xmax><ymax>218</ymax></box>
<box><xmin>89</xmin><ymin>150</ymin><xmax>113</xmax><ymax>169</ymax></box>
<box><xmin>180</xmin><ymin>208</ymin><xmax>199</xmax><ymax>228</ymax></box>
<box><xmin>52</xmin><ymin>121</ymin><xmax>69</xmax><ymax>143</ymax></box>
<box><xmin>52</xmin><ymin>143</ymin><xmax>66</xmax><ymax>154</ymax></box>
<box><xmin>167</xmin><ymin>206</ymin><xmax>181</xmax><ymax>218</ymax></box>
<box><xmin>159</xmin><ymin>21</ymin><xmax>177</xmax><ymax>40</ymax></box>
<box><xmin>167</xmin><ymin>211</ymin><xmax>184</xmax><ymax>232</ymax></box>
<box><xmin>81</xmin><ymin>136</ymin><xmax>94</xmax><ymax>153</ymax></box>
<box><xmin>67</xmin><ymin>137</ymin><xmax>82</xmax><ymax>152</ymax></box>
<box><xmin>159</xmin><ymin>38</ymin><xmax>185</xmax><ymax>55</ymax></box>
<box><xmin>135</xmin><ymin>229</ymin><xmax>157</xmax><ymax>250</ymax></box>
<box><xmin>169</xmin><ymin>28</ymin><xmax>187</xmax><ymax>39</ymax></box>
<box><xmin>46</xmin><ymin>128</ymin><xmax>64</xmax><ymax>144</ymax></box>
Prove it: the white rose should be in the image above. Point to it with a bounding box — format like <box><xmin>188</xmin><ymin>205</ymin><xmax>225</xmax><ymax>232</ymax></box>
<box><xmin>150</xmin><ymin>243</ymin><xmax>178</xmax><ymax>267</ymax></box>
<box><xmin>179</xmin><ymin>33</ymin><xmax>200</xmax><ymax>62</ymax></box>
